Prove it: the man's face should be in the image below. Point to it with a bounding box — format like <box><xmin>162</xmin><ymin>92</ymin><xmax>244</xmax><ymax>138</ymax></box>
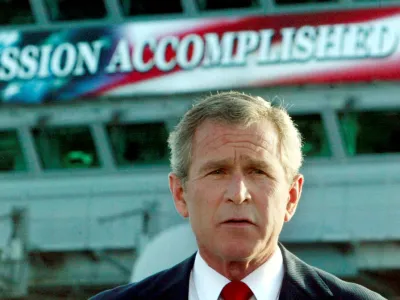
<box><xmin>169</xmin><ymin>120</ymin><xmax>303</xmax><ymax>263</ymax></box>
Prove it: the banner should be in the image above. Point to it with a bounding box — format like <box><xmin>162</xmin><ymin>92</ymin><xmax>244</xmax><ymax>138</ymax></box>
<box><xmin>0</xmin><ymin>6</ymin><xmax>399</xmax><ymax>104</ymax></box>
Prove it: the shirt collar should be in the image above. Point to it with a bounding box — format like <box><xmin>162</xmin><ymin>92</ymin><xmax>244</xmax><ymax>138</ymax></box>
<box><xmin>242</xmin><ymin>247</ymin><xmax>284</xmax><ymax>300</ymax></box>
<box><xmin>193</xmin><ymin>247</ymin><xmax>284</xmax><ymax>300</ymax></box>
<box><xmin>193</xmin><ymin>251</ymin><xmax>230</xmax><ymax>300</ymax></box>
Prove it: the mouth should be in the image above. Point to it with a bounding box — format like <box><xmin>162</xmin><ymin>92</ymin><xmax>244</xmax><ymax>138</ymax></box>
<box><xmin>221</xmin><ymin>218</ymin><xmax>254</xmax><ymax>226</ymax></box>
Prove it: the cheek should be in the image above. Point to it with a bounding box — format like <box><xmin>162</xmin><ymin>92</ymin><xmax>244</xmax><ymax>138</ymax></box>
<box><xmin>254</xmin><ymin>183</ymin><xmax>287</xmax><ymax>218</ymax></box>
<box><xmin>196</xmin><ymin>178</ymin><xmax>224</xmax><ymax>199</ymax></box>
<box><xmin>189</xmin><ymin>183</ymin><xmax>220</xmax><ymax>219</ymax></box>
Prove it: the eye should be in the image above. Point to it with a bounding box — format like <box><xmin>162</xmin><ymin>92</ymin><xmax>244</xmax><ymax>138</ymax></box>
<box><xmin>251</xmin><ymin>168</ymin><xmax>267</xmax><ymax>175</ymax></box>
<box><xmin>209</xmin><ymin>169</ymin><xmax>225</xmax><ymax>175</ymax></box>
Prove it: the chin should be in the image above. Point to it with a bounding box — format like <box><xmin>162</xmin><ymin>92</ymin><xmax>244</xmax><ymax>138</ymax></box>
<box><xmin>219</xmin><ymin>242</ymin><xmax>255</xmax><ymax>261</ymax></box>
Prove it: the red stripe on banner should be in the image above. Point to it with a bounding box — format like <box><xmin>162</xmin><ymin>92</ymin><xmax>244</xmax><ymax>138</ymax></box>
<box><xmin>255</xmin><ymin>57</ymin><xmax>400</xmax><ymax>86</ymax></box>
<box><xmin>86</xmin><ymin>7</ymin><xmax>400</xmax><ymax>96</ymax></box>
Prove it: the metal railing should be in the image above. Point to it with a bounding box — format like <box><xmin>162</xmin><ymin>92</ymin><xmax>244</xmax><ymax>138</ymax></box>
<box><xmin>0</xmin><ymin>208</ymin><xmax>29</xmax><ymax>299</ymax></box>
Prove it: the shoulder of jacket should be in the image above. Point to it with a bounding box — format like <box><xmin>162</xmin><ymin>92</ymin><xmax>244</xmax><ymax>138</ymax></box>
<box><xmin>314</xmin><ymin>268</ymin><xmax>386</xmax><ymax>300</ymax></box>
<box><xmin>88</xmin><ymin>271</ymin><xmax>168</xmax><ymax>300</ymax></box>
<box><xmin>88</xmin><ymin>282</ymin><xmax>138</xmax><ymax>300</ymax></box>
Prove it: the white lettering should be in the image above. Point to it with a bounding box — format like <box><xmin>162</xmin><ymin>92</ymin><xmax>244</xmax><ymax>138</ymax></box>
<box><xmin>292</xmin><ymin>26</ymin><xmax>316</xmax><ymax>61</ymax></box>
<box><xmin>220</xmin><ymin>32</ymin><xmax>237</xmax><ymax>66</ymax></box>
<box><xmin>155</xmin><ymin>36</ymin><xmax>178</xmax><ymax>71</ymax></box>
<box><xmin>203</xmin><ymin>33</ymin><xmax>223</xmax><ymax>67</ymax></box>
<box><xmin>133</xmin><ymin>39</ymin><xmax>156</xmax><ymax>72</ymax></box>
<box><xmin>177</xmin><ymin>34</ymin><xmax>204</xmax><ymax>69</ymax></box>
<box><xmin>342</xmin><ymin>25</ymin><xmax>360</xmax><ymax>58</ymax></box>
<box><xmin>0</xmin><ymin>47</ymin><xmax>19</xmax><ymax>80</ymax></box>
<box><xmin>280</xmin><ymin>28</ymin><xmax>296</xmax><ymax>61</ymax></box>
<box><xmin>106</xmin><ymin>39</ymin><xmax>132</xmax><ymax>73</ymax></box>
<box><xmin>18</xmin><ymin>45</ymin><xmax>39</xmax><ymax>79</ymax></box>
<box><xmin>354</xmin><ymin>26</ymin><xmax>371</xmax><ymax>58</ymax></box>
<box><xmin>234</xmin><ymin>31</ymin><xmax>259</xmax><ymax>65</ymax></box>
<box><xmin>370</xmin><ymin>25</ymin><xmax>398</xmax><ymax>57</ymax></box>
<box><xmin>202</xmin><ymin>33</ymin><xmax>241</xmax><ymax>67</ymax></box>
<box><xmin>0</xmin><ymin>25</ymin><xmax>397</xmax><ymax>81</ymax></box>
<box><xmin>38</xmin><ymin>45</ymin><xmax>52</xmax><ymax>78</ymax></box>
<box><xmin>74</xmin><ymin>41</ymin><xmax>105</xmax><ymax>76</ymax></box>
<box><xmin>316</xmin><ymin>25</ymin><xmax>345</xmax><ymax>59</ymax></box>
<box><xmin>51</xmin><ymin>43</ymin><xmax>77</xmax><ymax>77</ymax></box>
<box><xmin>257</xmin><ymin>30</ymin><xmax>275</xmax><ymax>64</ymax></box>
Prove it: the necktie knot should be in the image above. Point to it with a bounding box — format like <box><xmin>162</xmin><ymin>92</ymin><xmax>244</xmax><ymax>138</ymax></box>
<box><xmin>221</xmin><ymin>281</ymin><xmax>253</xmax><ymax>300</ymax></box>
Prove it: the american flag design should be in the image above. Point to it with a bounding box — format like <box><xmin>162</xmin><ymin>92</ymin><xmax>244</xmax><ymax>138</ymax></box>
<box><xmin>0</xmin><ymin>6</ymin><xmax>399</xmax><ymax>104</ymax></box>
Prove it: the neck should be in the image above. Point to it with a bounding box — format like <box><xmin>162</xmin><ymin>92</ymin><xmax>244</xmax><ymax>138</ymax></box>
<box><xmin>198</xmin><ymin>243</ymin><xmax>278</xmax><ymax>281</ymax></box>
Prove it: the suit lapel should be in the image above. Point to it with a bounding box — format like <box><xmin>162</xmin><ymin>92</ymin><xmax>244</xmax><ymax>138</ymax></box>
<box><xmin>150</xmin><ymin>244</ymin><xmax>334</xmax><ymax>300</ymax></box>
<box><xmin>150</xmin><ymin>253</ymin><xmax>196</xmax><ymax>300</ymax></box>
<box><xmin>279</xmin><ymin>277</ymin><xmax>310</xmax><ymax>300</ymax></box>
<box><xmin>278</xmin><ymin>243</ymin><xmax>334</xmax><ymax>300</ymax></box>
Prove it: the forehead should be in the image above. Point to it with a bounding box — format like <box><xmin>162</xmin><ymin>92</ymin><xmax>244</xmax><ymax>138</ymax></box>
<box><xmin>192</xmin><ymin>120</ymin><xmax>279</xmax><ymax>161</ymax></box>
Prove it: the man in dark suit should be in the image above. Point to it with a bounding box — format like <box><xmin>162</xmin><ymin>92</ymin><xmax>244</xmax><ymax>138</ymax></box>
<box><xmin>91</xmin><ymin>92</ymin><xmax>385</xmax><ymax>300</ymax></box>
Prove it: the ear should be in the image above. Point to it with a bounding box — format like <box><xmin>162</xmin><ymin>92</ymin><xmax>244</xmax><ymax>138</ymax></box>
<box><xmin>169</xmin><ymin>172</ymin><xmax>189</xmax><ymax>218</ymax></box>
<box><xmin>284</xmin><ymin>174</ymin><xmax>304</xmax><ymax>222</ymax></box>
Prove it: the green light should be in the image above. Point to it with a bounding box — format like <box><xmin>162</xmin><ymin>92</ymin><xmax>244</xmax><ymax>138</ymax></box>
<box><xmin>64</xmin><ymin>151</ymin><xmax>93</xmax><ymax>168</ymax></box>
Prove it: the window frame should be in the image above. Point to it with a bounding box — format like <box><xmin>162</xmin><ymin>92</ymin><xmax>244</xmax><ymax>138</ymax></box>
<box><xmin>335</xmin><ymin>105</ymin><xmax>400</xmax><ymax>160</ymax></box>
<box><xmin>291</xmin><ymin>113</ymin><xmax>333</xmax><ymax>159</ymax></box>
<box><xmin>0</xmin><ymin>129</ymin><xmax>28</xmax><ymax>173</ymax></box>
<box><xmin>106</xmin><ymin>121</ymin><xmax>170</xmax><ymax>169</ymax></box>
<box><xmin>31</xmin><ymin>124</ymin><xmax>102</xmax><ymax>171</ymax></box>
<box><xmin>195</xmin><ymin>0</ymin><xmax>263</xmax><ymax>12</ymax></box>
<box><xmin>2</xmin><ymin>0</ymin><xmax>398</xmax><ymax>30</ymax></box>
<box><xmin>0</xmin><ymin>0</ymin><xmax>35</xmax><ymax>25</ymax></box>
<box><xmin>118</xmin><ymin>0</ymin><xmax>184</xmax><ymax>17</ymax></box>
<box><xmin>44</xmin><ymin>0</ymin><xmax>108</xmax><ymax>22</ymax></box>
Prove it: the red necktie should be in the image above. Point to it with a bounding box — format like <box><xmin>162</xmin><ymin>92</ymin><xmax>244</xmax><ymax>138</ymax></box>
<box><xmin>221</xmin><ymin>281</ymin><xmax>253</xmax><ymax>300</ymax></box>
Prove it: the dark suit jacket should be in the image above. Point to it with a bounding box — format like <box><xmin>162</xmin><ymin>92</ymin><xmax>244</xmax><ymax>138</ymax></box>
<box><xmin>90</xmin><ymin>243</ymin><xmax>386</xmax><ymax>300</ymax></box>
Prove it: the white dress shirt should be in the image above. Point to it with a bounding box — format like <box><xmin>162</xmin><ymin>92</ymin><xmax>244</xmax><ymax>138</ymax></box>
<box><xmin>189</xmin><ymin>247</ymin><xmax>284</xmax><ymax>300</ymax></box>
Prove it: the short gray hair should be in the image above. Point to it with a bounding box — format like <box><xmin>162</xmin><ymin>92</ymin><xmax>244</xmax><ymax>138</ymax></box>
<box><xmin>168</xmin><ymin>91</ymin><xmax>303</xmax><ymax>184</ymax></box>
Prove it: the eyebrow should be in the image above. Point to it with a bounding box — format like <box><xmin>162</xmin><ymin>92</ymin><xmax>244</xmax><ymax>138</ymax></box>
<box><xmin>198</xmin><ymin>156</ymin><xmax>278</xmax><ymax>175</ymax></box>
<box><xmin>244</xmin><ymin>158</ymin><xmax>273</xmax><ymax>170</ymax></box>
<box><xmin>198</xmin><ymin>159</ymin><xmax>233</xmax><ymax>174</ymax></box>
<box><xmin>240</xmin><ymin>156</ymin><xmax>278</xmax><ymax>174</ymax></box>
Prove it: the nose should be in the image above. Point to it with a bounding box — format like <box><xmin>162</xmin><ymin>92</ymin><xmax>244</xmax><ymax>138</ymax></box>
<box><xmin>224</xmin><ymin>174</ymin><xmax>251</xmax><ymax>204</ymax></box>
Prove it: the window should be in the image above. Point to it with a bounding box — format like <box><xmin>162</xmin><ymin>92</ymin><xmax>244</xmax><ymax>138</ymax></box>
<box><xmin>197</xmin><ymin>0</ymin><xmax>259</xmax><ymax>10</ymax></box>
<box><xmin>338</xmin><ymin>110</ymin><xmax>400</xmax><ymax>155</ymax></box>
<box><xmin>275</xmin><ymin>0</ymin><xmax>336</xmax><ymax>5</ymax></box>
<box><xmin>107</xmin><ymin>123</ymin><xmax>169</xmax><ymax>166</ymax></box>
<box><xmin>292</xmin><ymin>114</ymin><xmax>331</xmax><ymax>158</ymax></box>
<box><xmin>0</xmin><ymin>131</ymin><xmax>26</xmax><ymax>172</ymax></box>
<box><xmin>46</xmin><ymin>0</ymin><xmax>107</xmax><ymax>21</ymax></box>
<box><xmin>0</xmin><ymin>0</ymin><xmax>34</xmax><ymax>25</ymax></box>
<box><xmin>119</xmin><ymin>0</ymin><xmax>182</xmax><ymax>16</ymax></box>
<box><xmin>32</xmin><ymin>127</ymin><xmax>100</xmax><ymax>169</ymax></box>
